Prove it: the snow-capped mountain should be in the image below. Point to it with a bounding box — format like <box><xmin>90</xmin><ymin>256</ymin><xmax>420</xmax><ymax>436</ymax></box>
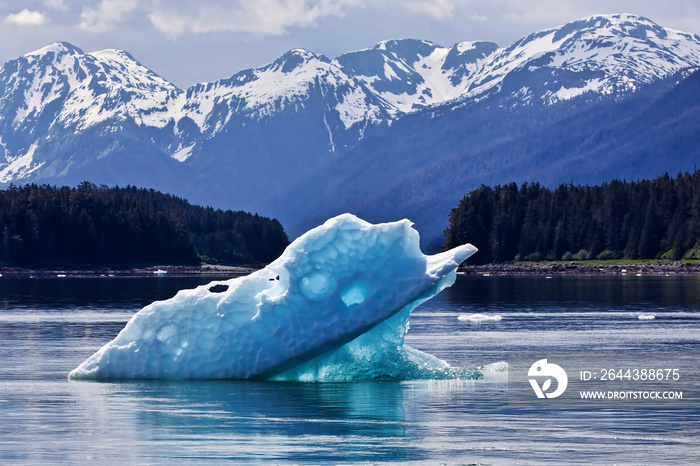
<box><xmin>188</xmin><ymin>49</ymin><xmax>386</xmax><ymax>134</ymax></box>
<box><xmin>0</xmin><ymin>42</ymin><xmax>179</xmax><ymax>132</ymax></box>
<box><xmin>460</xmin><ymin>13</ymin><xmax>700</xmax><ymax>105</ymax></box>
<box><xmin>0</xmin><ymin>42</ymin><xmax>180</xmax><ymax>183</ymax></box>
<box><xmin>170</xmin><ymin>39</ymin><xmax>500</xmax><ymax>165</ymax></box>
<box><xmin>0</xmin><ymin>14</ymin><xmax>699</xmax><ymax>239</ymax></box>
<box><xmin>172</xmin><ymin>48</ymin><xmax>391</xmax><ymax>161</ymax></box>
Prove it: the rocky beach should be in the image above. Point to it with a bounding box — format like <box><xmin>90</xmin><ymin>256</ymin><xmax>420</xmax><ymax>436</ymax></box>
<box><xmin>459</xmin><ymin>262</ymin><xmax>700</xmax><ymax>276</ymax></box>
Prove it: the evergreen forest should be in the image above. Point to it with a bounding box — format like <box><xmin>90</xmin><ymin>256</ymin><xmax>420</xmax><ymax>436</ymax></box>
<box><xmin>443</xmin><ymin>172</ymin><xmax>700</xmax><ymax>264</ymax></box>
<box><xmin>0</xmin><ymin>182</ymin><xmax>289</xmax><ymax>267</ymax></box>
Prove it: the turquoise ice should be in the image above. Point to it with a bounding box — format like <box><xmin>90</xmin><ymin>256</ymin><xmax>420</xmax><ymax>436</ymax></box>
<box><xmin>69</xmin><ymin>214</ymin><xmax>477</xmax><ymax>381</ymax></box>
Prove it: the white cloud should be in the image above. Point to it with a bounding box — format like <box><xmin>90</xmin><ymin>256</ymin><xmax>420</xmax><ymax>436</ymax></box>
<box><xmin>43</xmin><ymin>0</ymin><xmax>69</xmax><ymax>12</ymax></box>
<box><xmin>142</xmin><ymin>0</ymin><xmax>492</xmax><ymax>38</ymax></box>
<box><xmin>5</xmin><ymin>9</ymin><xmax>51</xmax><ymax>27</ymax></box>
<box><xmin>147</xmin><ymin>0</ymin><xmax>360</xmax><ymax>37</ymax></box>
<box><xmin>499</xmin><ymin>0</ymin><xmax>590</xmax><ymax>26</ymax></box>
<box><xmin>385</xmin><ymin>0</ymin><xmax>493</xmax><ymax>22</ymax></box>
<box><xmin>74</xmin><ymin>0</ymin><xmax>700</xmax><ymax>42</ymax></box>
<box><xmin>80</xmin><ymin>0</ymin><xmax>138</xmax><ymax>33</ymax></box>
<box><xmin>75</xmin><ymin>0</ymin><xmax>489</xmax><ymax>39</ymax></box>
<box><xmin>403</xmin><ymin>0</ymin><xmax>458</xmax><ymax>21</ymax></box>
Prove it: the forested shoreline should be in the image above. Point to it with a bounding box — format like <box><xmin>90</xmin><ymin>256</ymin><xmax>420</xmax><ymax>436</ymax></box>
<box><xmin>443</xmin><ymin>172</ymin><xmax>700</xmax><ymax>264</ymax></box>
<box><xmin>0</xmin><ymin>182</ymin><xmax>289</xmax><ymax>267</ymax></box>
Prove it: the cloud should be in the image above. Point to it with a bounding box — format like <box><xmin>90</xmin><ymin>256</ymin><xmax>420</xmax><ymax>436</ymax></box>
<box><xmin>499</xmin><ymin>0</ymin><xmax>590</xmax><ymax>26</ymax></box>
<box><xmin>43</xmin><ymin>0</ymin><xmax>69</xmax><ymax>12</ymax></box>
<box><xmin>402</xmin><ymin>0</ymin><xmax>458</xmax><ymax>21</ymax></box>
<box><xmin>76</xmin><ymin>0</ymin><xmax>700</xmax><ymax>43</ymax></box>
<box><xmin>143</xmin><ymin>0</ymin><xmax>491</xmax><ymax>38</ymax></box>
<box><xmin>5</xmin><ymin>9</ymin><xmax>51</xmax><ymax>27</ymax></box>
<box><xmin>76</xmin><ymin>0</ymin><xmax>495</xmax><ymax>39</ymax></box>
<box><xmin>80</xmin><ymin>0</ymin><xmax>138</xmax><ymax>33</ymax></box>
<box><xmin>146</xmin><ymin>0</ymin><xmax>360</xmax><ymax>37</ymax></box>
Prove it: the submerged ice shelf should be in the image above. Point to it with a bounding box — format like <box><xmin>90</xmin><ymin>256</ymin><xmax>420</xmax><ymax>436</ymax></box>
<box><xmin>69</xmin><ymin>214</ymin><xmax>477</xmax><ymax>381</ymax></box>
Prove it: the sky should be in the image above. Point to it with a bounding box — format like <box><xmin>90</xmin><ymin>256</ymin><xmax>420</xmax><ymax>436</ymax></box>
<box><xmin>0</xmin><ymin>1</ymin><xmax>699</xmax><ymax>89</ymax></box>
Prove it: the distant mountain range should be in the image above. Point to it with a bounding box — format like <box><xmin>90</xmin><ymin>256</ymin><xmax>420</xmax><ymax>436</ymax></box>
<box><xmin>1</xmin><ymin>13</ymin><xmax>700</xmax><ymax>246</ymax></box>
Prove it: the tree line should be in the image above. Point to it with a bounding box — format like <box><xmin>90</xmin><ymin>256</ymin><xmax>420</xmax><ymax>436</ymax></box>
<box><xmin>442</xmin><ymin>171</ymin><xmax>700</xmax><ymax>264</ymax></box>
<box><xmin>0</xmin><ymin>182</ymin><xmax>289</xmax><ymax>267</ymax></box>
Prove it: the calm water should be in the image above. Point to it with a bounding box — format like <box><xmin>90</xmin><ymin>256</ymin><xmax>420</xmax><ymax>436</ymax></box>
<box><xmin>1</xmin><ymin>273</ymin><xmax>699</xmax><ymax>464</ymax></box>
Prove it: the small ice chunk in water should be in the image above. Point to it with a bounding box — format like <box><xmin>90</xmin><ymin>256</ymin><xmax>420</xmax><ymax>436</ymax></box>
<box><xmin>477</xmin><ymin>361</ymin><xmax>512</xmax><ymax>372</ymax></box>
<box><xmin>458</xmin><ymin>313</ymin><xmax>502</xmax><ymax>322</ymax></box>
<box><xmin>69</xmin><ymin>214</ymin><xmax>477</xmax><ymax>381</ymax></box>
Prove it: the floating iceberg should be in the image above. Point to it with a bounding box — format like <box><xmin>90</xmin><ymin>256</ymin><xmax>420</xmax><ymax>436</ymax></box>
<box><xmin>69</xmin><ymin>214</ymin><xmax>477</xmax><ymax>381</ymax></box>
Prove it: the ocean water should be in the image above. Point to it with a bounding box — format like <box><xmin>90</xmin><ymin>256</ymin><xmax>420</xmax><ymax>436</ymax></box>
<box><xmin>0</xmin><ymin>273</ymin><xmax>698</xmax><ymax>464</ymax></box>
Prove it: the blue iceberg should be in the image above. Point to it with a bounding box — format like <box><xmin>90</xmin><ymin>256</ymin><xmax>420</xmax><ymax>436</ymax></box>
<box><xmin>69</xmin><ymin>214</ymin><xmax>477</xmax><ymax>381</ymax></box>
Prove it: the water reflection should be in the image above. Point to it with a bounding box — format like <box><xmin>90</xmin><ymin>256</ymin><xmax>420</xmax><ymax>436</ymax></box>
<box><xmin>64</xmin><ymin>380</ymin><xmax>416</xmax><ymax>462</ymax></box>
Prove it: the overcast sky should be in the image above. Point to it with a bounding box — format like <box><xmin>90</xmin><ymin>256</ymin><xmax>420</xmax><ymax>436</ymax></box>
<box><xmin>1</xmin><ymin>1</ymin><xmax>699</xmax><ymax>88</ymax></box>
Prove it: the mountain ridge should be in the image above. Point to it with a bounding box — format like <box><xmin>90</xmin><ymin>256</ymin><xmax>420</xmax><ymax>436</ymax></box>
<box><xmin>1</xmin><ymin>13</ymin><xmax>699</xmax><ymax>244</ymax></box>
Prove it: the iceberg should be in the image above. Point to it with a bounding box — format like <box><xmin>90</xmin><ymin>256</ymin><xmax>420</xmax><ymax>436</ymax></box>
<box><xmin>69</xmin><ymin>214</ymin><xmax>477</xmax><ymax>381</ymax></box>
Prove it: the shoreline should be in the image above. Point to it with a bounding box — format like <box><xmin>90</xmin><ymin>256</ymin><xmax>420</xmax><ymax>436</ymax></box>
<box><xmin>0</xmin><ymin>264</ymin><xmax>259</xmax><ymax>278</ymax></box>
<box><xmin>3</xmin><ymin>262</ymin><xmax>700</xmax><ymax>278</ymax></box>
<box><xmin>459</xmin><ymin>262</ymin><xmax>700</xmax><ymax>276</ymax></box>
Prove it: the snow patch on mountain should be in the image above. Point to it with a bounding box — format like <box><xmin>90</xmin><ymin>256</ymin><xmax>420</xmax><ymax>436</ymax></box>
<box><xmin>335</xmin><ymin>39</ymin><xmax>498</xmax><ymax>115</ymax></box>
<box><xmin>335</xmin><ymin>85</ymin><xmax>375</xmax><ymax>130</ymax></box>
<box><xmin>0</xmin><ymin>142</ymin><xmax>42</xmax><ymax>183</ymax></box>
<box><xmin>171</xmin><ymin>144</ymin><xmax>194</xmax><ymax>162</ymax></box>
<box><xmin>550</xmin><ymin>77</ymin><xmax>606</xmax><ymax>101</ymax></box>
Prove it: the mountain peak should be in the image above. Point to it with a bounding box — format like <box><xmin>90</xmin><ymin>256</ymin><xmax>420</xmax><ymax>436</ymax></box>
<box><xmin>274</xmin><ymin>48</ymin><xmax>329</xmax><ymax>73</ymax></box>
<box><xmin>375</xmin><ymin>39</ymin><xmax>435</xmax><ymax>51</ymax></box>
<box><xmin>287</xmin><ymin>48</ymin><xmax>315</xmax><ymax>57</ymax></box>
<box><xmin>579</xmin><ymin>12</ymin><xmax>657</xmax><ymax>26</ymax></box>
<box><xmin>90</xmin><ymin>48</ymin><xmax>138</xmax><ymax>63</ymax></box>
<box><xmin>461</xmin><ymin>12</ymin><xmax>700</xmax><ymax>106</ymax></box>
<box><xmin>24</xmin><ymin>41</ymin><xmax>84</xmax><ymax>58</ymax></box>
<box><xmin>547</xmin><ymin>13</ymin><xmax>672</xmax><ymax>43</ymax></box>
<box><xmin>371</xmin><ymin>39</ymin><xmax>440</xmax><ymax>63</ymax></box>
